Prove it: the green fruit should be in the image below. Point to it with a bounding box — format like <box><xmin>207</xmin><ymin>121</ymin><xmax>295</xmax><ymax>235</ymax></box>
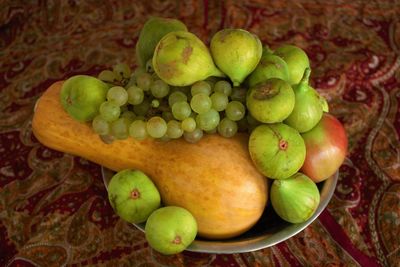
<box><xmin>248</xmin><ymin>123</ymin><xmax>306</xmax><ymax>179</ymax></box>
<box><xmin>210</xmin><ymin>29</ymin><xmax>262</xmax><ymax>86</ymax></box>
<box><xmin>145</xmin><ymin>206</ymin><xmax>197</xmax><ymax>255</ymax></box>
<box><xmin>271</xmin><ymin>173</ymin><xmax>320</xmax><ymax>223</ymax></box>
<box><xmin>60</xmin><ymin>75</ymin><xmax>109</xmax><ymax>122</ymax></box>
<box><xmin>247</xmin><ymin>53</ymin><xmax>290</xmax><ymax>87</ymax></box>
<box><xmin>136</xmin><ymin>17</ymin><xmax>188</xmax><ymax>67</ymax></box>
<box><xmin>284</xmin><ymin>68</ymin><xmax>324</xmax><ymax>133</ymax></box>
<box><xmin>153</xmin><ymin>31</ymin><xmax>224</xmax><ymax>86</ymax></box>
<box><xmin>246</xmin><ymin>78</ymin><xmax>295</xmax><ymax>123</ymax></box>
<box><xmin>274</xmin><ymin>44</ymin><xmax>310</xmax><ymax>85</ymax></box>
<box><xmin>319</xmin><ymin>94</ymin><xmax>329</xmax><ymax>112</ymax></box>
<box><xmin>108</xmin><ymin>169</ymin><xmax>161</xmax><ymax>224</ymax></box>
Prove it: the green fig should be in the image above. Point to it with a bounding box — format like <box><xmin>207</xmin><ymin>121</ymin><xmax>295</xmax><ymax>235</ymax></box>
<box><xmin>136</xmin><ymin>17</ymin><xmax>188</xmax><ymax>67</ymax></box>
<box><xmin>271</xmin><ymin>173</ymin><xmax>320</xmax><ymax>223</ymax></box>
<box><xmin>145</xmin><ymin>206</ymin><xmax>197</xmax><ymax>255</ymax></box>
<box><xmin>153</xmin><ymin>31</ymin><xmax>224</xmax><ymax>86</ymax></box>
<box><xmin>210</xmin><ymin>29</ymin><xmax>262</xmax><ymax>86</ymax></box>
<box><xmin>284</xmin><ymin>68</ymin><xmax>324</xmax><ymax>133</ymax></box>
<box><xmin>60</xmin><ymin>75</ymin><xmax>109</xmax><ymax>122</ymax></box>
<box><xmin>274</xmin><ymin>44</ymin><xmax>310</xmax><ymax>85</ymax></box>
<box><xmin>246</xmin><ymin>78</ymin><xmax>295</xmax><ymax>123</ymax></box>
<box><xmin>108</xmin><ymin>169</ymin><xmax>161</xmax><ymax>224</ymax></box>
<box><xmin>247</xmin><ymin>52</ymin><xmax>290</xmax><ymax>87</ymax></box>
<box><xmin>248</xmin><ymin>123</ymin><xmax>306</xmax><ymax>179</ymax></box>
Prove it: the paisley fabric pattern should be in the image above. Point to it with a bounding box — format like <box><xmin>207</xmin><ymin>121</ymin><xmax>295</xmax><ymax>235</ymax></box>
<box><xmin>1</xmin><ymin>1</ymin><xmax>399</xmax><ymax>266</ymax></box>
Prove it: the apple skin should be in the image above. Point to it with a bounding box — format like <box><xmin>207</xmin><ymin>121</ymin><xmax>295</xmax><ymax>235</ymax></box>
<box><xmin>301</xmin><ymin>113</ymin><xmax>348</xmax><ymax>182</ymax></box>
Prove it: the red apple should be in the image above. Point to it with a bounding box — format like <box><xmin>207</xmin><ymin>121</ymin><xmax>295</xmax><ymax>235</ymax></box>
<box><xmin>301</xmin><ymin>113</ymin><xmax>348</xmax><ymax>182</ymax></box>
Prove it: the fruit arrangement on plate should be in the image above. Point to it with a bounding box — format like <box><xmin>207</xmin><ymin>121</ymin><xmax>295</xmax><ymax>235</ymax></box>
<box><xmin>32</xmin><ymin>17</ymin><xmax>348</xmax><ymax>255</ymax></box>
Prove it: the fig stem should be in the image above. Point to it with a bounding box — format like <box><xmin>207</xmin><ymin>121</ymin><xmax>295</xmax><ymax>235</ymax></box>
<box><xmin>263</xmin><ymin>45</ymin><xmax>274</xmax><ymax>54</ymax></box>
<box><xmin>300</xmin><ymin>68</ymin><xmax>311</xmax><ymax>86</ymax></box>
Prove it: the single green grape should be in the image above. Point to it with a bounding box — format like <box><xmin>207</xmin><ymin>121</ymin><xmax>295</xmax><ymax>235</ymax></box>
<box><xmin>99</xmin><ymin>101</ymin><xmax>121</xmax><ymax>122</ymax></box>
<box><xmin>92</xmin><ymin>115</ymin><xmax>110</xmax><ymax>135</ymax></box>
<box><xmin>218</xmin><ymin>118</ymin><xmax>238</xmax><ymax>138</ymax></box>
<box><xmin>98</xmin><ymin>70</ymin><xmax>117</xmax><ymax>83</ymax></box>
<box><xmin>168</xmin><ymin>91</ymin><xmax>187</xmax><ymax>107</ymax></box>
<box><xmin>151</xmin><ymin>99</ymin><xmax>160</xmax><ymax>108</ymax></box>
<box><xmin>214</xmin><ymin>80</ymin><xmax>232</xmax><ymax>96</ymax></box>
<box><xmin>210</xmin><ymin>92</ymin><xmax>228</xmax><ymax>111</ymax></box>
<box><xmin>133</xmin><ymin>99</ymin><xmax>150</xmax><ymax>116</ymax></box>
<box><xmin>113</xmin><ymin>63</ymin><xmax>131</xmax><ymax>80</ymax></box>
<box><xmin>146</xmin><ymin>116</ymin><xmax>167</xmax><ymax>138</ymax></box>
<box><xmin>183</xmin><ymin>128</ymin><xmax>203</xmax><ymax>143</ymax></box>
<box><xmin>136</xmin><ymin>72</ymin><xmax>153</xmax><ymax>91</ymax></box>
<box><xmin>127</xmin><ymin>85</ymin><xmax>144</xmax><ymax>105</ymax></box>
<box><xmin>166</xmin><ymin>120</ymin><xmax>183</xmax><ymax>139</ymax></box>
<box><xmin>121</xmin><ymin>110</ymin><xmax>136</xmax><ymax>120</ymax></box>
<box><xmin>111</xmin><ymin>117</ymin><xmax>132</xmax><ymax>139</ymax></box>
<box><xmin>107</xmin><ymin>86</ymin><xmax>128</xmax><ymax>106</ymax></box>
<box><xmin>191</xmin><ymin>81</ymin><xmax>212</xmax><ymax>96</ymax></box>
<box><xmin>129</xmin><ymin>120</ymin><xmax>148</xmax><ymax>140</ymax></box>
<box><xmin>150</xmin><ymin>79</ymin><xmax>170</xmax><ymax>98</ymax></box>
<box><xmin>172</xmin><ymin>101</ymin><xmax>191</xmax><ymax>120</ymax></box>
<box><xmin>196</xmin><ymin>109</ymin><xmax>220</xmax><ymax>131</ymax></box>
<box><xmin>226</xmin><ymin>101</ymin><xmax>245</xmax><ymax>121</ymax></box>
<box><xmin>190</xmin><ymin>93</ymin><xmax>212</xmax><ymax>114</ymax></box>
<box><xmin>181</xmin><ymin>117</ymin><xmax>196</xmax><ymax>132</ymax></box>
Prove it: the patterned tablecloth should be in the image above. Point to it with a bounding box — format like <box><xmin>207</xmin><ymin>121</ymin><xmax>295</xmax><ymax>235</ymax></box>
<box><xmin>1</xmin><ymin>1</ymin><xmax>399</xmax><ymax>266</ymax></box>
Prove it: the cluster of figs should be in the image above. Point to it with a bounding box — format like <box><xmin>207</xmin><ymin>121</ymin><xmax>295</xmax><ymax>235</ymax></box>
<box><xmin>141</xmin><ymin>17</ymin><xmax>347</xmax><ymax>224</ymax></box>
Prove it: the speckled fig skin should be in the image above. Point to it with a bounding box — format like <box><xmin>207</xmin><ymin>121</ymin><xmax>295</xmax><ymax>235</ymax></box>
<box><xmin>284</xmin><ymin>68</ymin><xmax>324</xmax><ymax>133</ymax></box>
<box><xmin>60</xmin><ymin>75</ymin><xmax>109</xmax><ymax>122</ymax></box>
<box><xmin>274</xmin><ymin>44</ymin><xmax>310</xmax><ymax>85</ymax></box>
<box><xmin>271</xmin><ymin>172</ymin><xmax>320</xmax><ymax>223</ymax></box>
<box><xmin>248</xmin><ymin>123</ymin><xmax>306</xmax><ymax>179</ymax></box>
<box><xmin>248</xmin><ymin>53</ymin><xmax>290</xmax><ymax>87</ymax></box>
<box><xmin>136</xmin><ymin>17</ymin><xmax>188</xmax><ymax>67</ymax></box>
<box><xmin>153</xmin><ymin>31</ymin><xmax>224</xmax><ymax>86</ymax></box>
<box><xmin>108</xmin><ymin>169</ymin><xmax>161</xmax><ymax>224</ymax></box>
<box><xmin>210</xmin><ymin>29</ymin><xmax>262</xmax><ymax>86</ymax></box>
<box><xmin>246</xmin><ymin>78</ymin><xmax>295</xmax><ymax>123</ymax></box>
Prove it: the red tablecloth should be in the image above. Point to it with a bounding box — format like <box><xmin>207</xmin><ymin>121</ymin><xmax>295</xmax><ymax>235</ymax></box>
<box><xmin>1</xmin><ymin>1</ymin><xmax>399</xmax><ymax>266</ymax></box>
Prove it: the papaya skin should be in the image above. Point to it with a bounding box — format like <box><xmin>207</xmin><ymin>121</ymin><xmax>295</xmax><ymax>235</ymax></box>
<box><xmin>32</xmin><ymin>81</ymin><xmax>268</xmax><ymax>240</ymax></box>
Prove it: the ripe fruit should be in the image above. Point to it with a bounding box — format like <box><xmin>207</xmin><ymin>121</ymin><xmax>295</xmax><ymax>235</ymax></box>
<box><xmin>247</xmin><ymin>53</ymin><xmax>290</xmax><ymax>87</ymax></box>
<box><xmin>108</xmin><ymin>169</ymin><xmax>161</xmax><ymax>223</ymax></box>
<box><xmin>60</xmin><ymin>75</ymin><xmax>109</xmax><ymax>122</ymax></box>
<box><xmin>248</xmin><ymin>123</ymin><xmax>306</xmax><ymax>179</ymax></box>
<box><xmin>136</xmin><ymin>17</ymin><xmax>188</xmax><ymax>66</ymax></box>
<box><xmin>274</xmin><ymin>44</ymin><xmax>310</xmax><ymax>85</ymax></box>
<box><xmin>246</xmin><ymin>78</ymin><xmax>295</xmax><ymax>123</ymax></box>
<box><xmin>145</xmin><ymin>206</ymin><xmax>197</xmax><ymax>255</ymax></box>
<box><xmin>301</xmin><ymin>113</ymin><xmax>348</xmax><ymax>182</ymax></box>
<box><xmin>284</xmin><ymin>68</ymin><xmax>324</xmax><ymax>133</ymax></box>
<box><xmin>153</xmin><ymin>31</ymin><xmax>224</xmax><ymax>86</ymax></box>
<box><xmin>210</xmin><ymin>29</ymin><xmax>262</xmax><ymax>86</ymax></box>
<box><xmin>271</xmin><ymin>173</ymin><xmax>320</xmax><ymax>223</ymax></box>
